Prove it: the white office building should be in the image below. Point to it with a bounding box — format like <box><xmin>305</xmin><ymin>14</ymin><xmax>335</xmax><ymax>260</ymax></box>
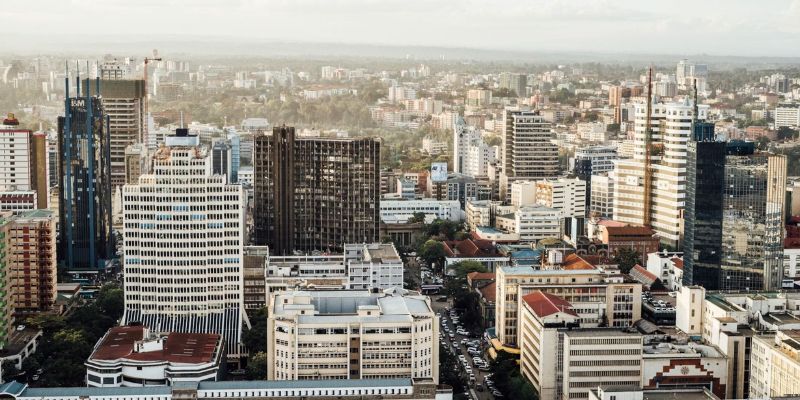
<box><xmin>380</xmin><ymin>199</ymin><xmax>462</xmax><ymax>224</ymax></box>
<box><xmin>613</xmin><ymin>98</ymin><xmax>709</xmax><ymax>247</ymax></box>
<box><xmin>121</xmin><ymin>129</ymin><xmax>248</xmax><ymax>356</ymax></box>
<box><xmin>267</xmin><ymin>289</ymin><xmax>439</xmax><ymax>382</ymax></box>
<box><xmin>536</xmin><ymin>178</ymin><xmax>586</xmax><ymax>219</ymax></box>
<box><xmin>590</xmin><ymin>173</ymin><xmax>614</xmax><ymax>218</ymax></box>
<box><xmin>574</xmin><ymin>145</ymin><xmax>618</xmax><ymax>174</ymax></box>
<box><xmin>775</xmin><ymin>102</ymin><xmax>800</xmax><ymax>128</ymax></box>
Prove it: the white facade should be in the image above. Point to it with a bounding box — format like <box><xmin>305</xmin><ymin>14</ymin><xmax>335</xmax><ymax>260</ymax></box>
<box><xmin>613</xmin><ymin>99</ymin><xmax>709</xmax><ymax>246</ymax></box>
<box><xmin>750</xmin><ymin>331</ymin><xmax>800</xmax><ymax>398</ymax></box>
<box><xmin>574</xmin><ymin>145</ymin><xmax>618</xmax><ymax>174</ymax></box>
<box><xmin>576</xmin><ymin>122</ymin><xmax>607</xmax><ymax>142</ymax></box>
<box><xmin>237</xmin><ymin>166</ymin><xmax>253</xmax><ymax>186</ymax></box>
<box><xmin>510</xmin><ymin>180</ymin><xmax>537</xmax><ymax>208</ymax></box>
<box><xmin>264</xmin><ymin>243</ymin><xmax>404</xmax><ymax>294</ymax></box>
<box><xmin>267</xmin><ymin>289</ymin><xmax>439</xmax><ymax>382</ymax></box>
<box><xmin>121</xmin><ymin>133</ymin><xmax>247</xmax><ymax>354</ymax></box>
<box><xmin>645</xmin><ymin>252</ymin><xmax>684</xmax><ymax>292</ymax></box>
<box><xmin>514</xmin><ymin>206</ymin><xmax>563</xmax><ymax>243</ymax></box>
<box><xmin>536</xmin><ymin>178</ymin><xmax>586</xmax><ymax>219</ymax></box>
<box><xmin>775</xmin><ymin>103</ymin><xmax>800</xmax><ymax>128</ymax></box>
<box><xmin>590</xmin><ymin>173</ymin><xmax>614</xmax><ymax>218</ymax></box>
<box><xmin>0</xmin><ymin>123</ymin><xmax>32</xmax><ymax>192</ymax></box>
<box><xmin>421</xmin><ymin>136</ymin><xmax>447</xmax><ymax>155</ymax></box>
<box><xmin>380</xmin><ymin>199</ymin><xmax>462</xmax><ymax>223</ymax></box>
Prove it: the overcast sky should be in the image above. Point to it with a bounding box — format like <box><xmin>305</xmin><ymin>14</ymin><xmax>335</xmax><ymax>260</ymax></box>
<box><xmin>4</xmin><ymin>0</ymin><xmax>800</xmax><ymax>57</ymax></box>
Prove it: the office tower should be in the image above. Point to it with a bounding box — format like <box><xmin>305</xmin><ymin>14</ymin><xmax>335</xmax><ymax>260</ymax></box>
<box><xmin>535</xmin><ymin>178</ymin><xmax>586</xmax><ymax>219</ymax></box>
<box><xmin>499</xmin><ymin>109</ymin><xmax>559</xmax><ymax>201</ymax></box>
<box><xmin>453</xmin><ymin>116</ymin><xmax>497</xmax><ymax>177</ymax></box>
<box><xmin>227</xmin><ymin>131</ymin><xmax>240</xmax><ymax>183</ymax></box>
<box><xmin>499</xmin><ymin>72</ymin><xmax>527</xmax><ymax>97</ymax></box>
<box><xmin>123</xmin><ymin>144</ymin><xmax>144</xmax><ymax>184</ymax></box>
<box><xmin>46</xmin><ymin>132</ymin><xmax>58</xmax><ymax>188</ymax></box>
<box><xmin>613</xmin><ymin>98</ymin><xmax>709</xmax><ymax>248</ymax></box>
<box><xmin>211</xmin><ymin>139</ymin><xmax>232</xmax><ymax>179</ymax></box>
<box><xmin>57</xmin><ymin>78</ymin><xmax>113</xmax><ymax>272</ymax></box>
<box><xmin>99</xmin><ymin>58</ymin><xmax>132</xmax><ymax>80</ymax></box>
<box><xmin>775</xmin><ymin>102</ymin><xmax>800</xmax><ymax>128</ymax></box>
<box><xmin>267</xmin><ymin>289</ymin><xmax>439</xmax><ymax>382</ymax></box>
<box><xmin>121</xmin><ymin>128</ymin><xmax>248</xmax><ymax>355</ymax></box>
<box><xmin>6</xmin><ymin>210</ymin><xmax>56</xmax><ymax>315</ymax></box>
<box><xmin>683</xmin><ymin>140</ymin><xmax>726</xmax><ymax>289</ymax></box>
<box><xmin>0</xmin><ymin>114</ymin><xmax>49</xmax><ymax>210</ymax></box>
<box><xmin>676</xmin><ymin>59</ymin><xmax>708</xmax><ymax>92</ymax></box>
<box><xmin>253</xmin><ymin>126</ymin><xmax>380</xmax><ymax>255</ymax></box>
<box><xmin>684</xmin><ymin>142</ymin><xmax>787</xmax><ymax>290</ymax></box>
<box><xmin>87</xmin><ymin>80</ymin><xmax>146</xmax><ymax>188</ymax></box>
<box><xmin>590</xmin><ymin>173</ymin><xmax>614</xmax><ymax>218</ymax></box>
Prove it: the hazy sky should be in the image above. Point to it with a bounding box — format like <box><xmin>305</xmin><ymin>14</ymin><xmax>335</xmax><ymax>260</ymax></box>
<box><xmin>5</xmin><ymin>0</ymin><xmax>800</xmax><ymax>57</ymax></box>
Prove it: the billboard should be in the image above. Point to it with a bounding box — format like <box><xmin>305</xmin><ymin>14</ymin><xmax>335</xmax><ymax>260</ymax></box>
<box><xmin>431</xmin><ymin>162</ymin><xmax>448</xmax><ymax>182</ymax></box>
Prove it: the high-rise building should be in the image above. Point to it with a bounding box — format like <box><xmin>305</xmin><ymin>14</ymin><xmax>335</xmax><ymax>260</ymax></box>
<box><xmin>498</xmin><ymin>72</ymin><xmax>527</xmax><ymax>97</ymax></box>
<box><xmin>227</xmin><ymin>131</ymin><xmax>240</xmax><ymax>183</ymax></box>
<box><xmin>590</xmin><ymin>173</ymin><xmax>614</xmax><ymax>218</ymax></box>
<box><xmin>500</xmin><ymin>109</ymin><xmax>559</xmax><ymax>201</ymax></box>
<box><xmin>87</xmin><ymin>80</ymin><xmax>146</xmax><ymax>188</ymax></box>
<box><xmin>0</xmin><ymin>114</ymin><xmax>49</xmax><ymax>210</ymax></box>
<box><xmin>684</xmin><ymin>142</ymin><xmax>787</xmax><ymax>290</ymax></box>
<box><xmin>0</xmin><ymin>212</ymin><xmax>14</xmax><ymax>349</ymax></box>
<box><xmin>121</xmin><ymin>128</ymin><xmax>248</xmax><ymax>355</ymax></box>
<box><xmin>774</xmin><ymin>102</ymin><xmax>800</xmax><ymax>129</ymax></box>
<box><xmin>253</xmin><ymin>126</ymin><xmax>380</xmax><ymax>255</ymax></box>
<box><xmin>676</xmin><ymin>59</ymin><xmax>708</xmax><ymax>92</ymax></box>
<box><xmin>535</xmin><ymin>178</ymin><xmax>587</xmax><ymax>219</ymax></box>
<box><xmin>211</xmin><ymin>139</ymin><xmax>232</xmax><ymax>179</ymax></box>
<box><xmin>613</xmin><ymin>98</ymin><xmax>709</xmax><ymax>248</ymax></box>
<box><xmin>267</xmin><ymin>289</ymin><xmax>439</xmax><ymax>382</ymax></box>
<box><xmin>683</xmin><ymin>140</ymin><xmax>726</xmax><ymax>289</ymax></box>
<box><xmin>6</xmin><ymin>210</ymin><xmax>56</xmax><ymax>316</ymax></box>
<box><xmin>453</xmin><ymin>117</ymin><xmax>497</xmax><ymax>177</ymax></box>
<box><xmin>57</xmin><ymin>78</ymin><xmax>113</xmax><ymax>271</ymax></box>
<box><xmin>123</xmin><ymin>143</ymin><xmax>145</xmax><ymax>185</ymax></box>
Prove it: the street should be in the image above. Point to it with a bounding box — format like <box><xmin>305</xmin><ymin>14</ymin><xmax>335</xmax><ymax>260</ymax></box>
<box><xmin>430</xmin><ymin>295</ymin><xmax>497</xmax><ymax>400</ymax></box>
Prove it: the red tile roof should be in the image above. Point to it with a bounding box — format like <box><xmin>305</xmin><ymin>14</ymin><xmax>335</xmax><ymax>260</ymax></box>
<box><xmin>479</xmin><ymin>281</ymin><xmax>497</xmax><ymax>303</ymax></box>
<box><xmin>597</xmin><ymin>219</ymin><xmax>628</xmax><ymax>227</ymax></box>
<box><xmin>467</xmin><ymin>272</ymin><xmax>496</xmax><ymax>281</ymax></box>
<box><xmin>561</xmin><ymin>254</ymin><xmax>597</xmax><ymax>270</ymax></box>
<box><xmin>671</xmin><ymin>257</ymin><xmax>684</xmax><ymax>270</ymax></box>
<box><xmin>521</xmin><ymin>291</ymin><xmax>578</xmax><ymax>318</ymax></box>
<box><xmin>443</xmin><ymin>239</ymin><xmax>500</xmax><ymax>258</ymax></box>
<box><xmin>90</xmin><ymin>326</ymin><xmax>220</xmax><ymax>364</ymax></box>
<box><xmin>632</xmin><ymin>264</ymin><xmax>658</xmax><ymax>282</ymax></box>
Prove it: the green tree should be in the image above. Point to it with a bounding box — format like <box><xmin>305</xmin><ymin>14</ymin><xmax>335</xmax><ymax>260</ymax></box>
<box><xmin>408</xmin><ymin>212</ymin><xmax>426</xmax><ymax>224</ymax></box>
<box><xmin>777</xmin><ymin>126</ymin><xmax>798</xmax><ymax>141</ymax></box>
<box><xmin>243</xmin><ymin>307</ymin><xmax>268</xmax><ymax>354</ymax></box>
<box><xmin>613</xmin><ymin>248</ymin><xmax>641</xmax><ymax>274</ymax></box>
<box><xmin>491</xmin><ymin>350</ymin><xmax>539</xmax><ymax>400</ymax></box>
<box><xmin>245</xmin><ymin>352</ymin><xmax>268</xmax><ymax>380</ymax></box>
<box><xmin>419</xmin><ymin>240</ymin><xmax>446</xmax><ymax>269</ymax></box>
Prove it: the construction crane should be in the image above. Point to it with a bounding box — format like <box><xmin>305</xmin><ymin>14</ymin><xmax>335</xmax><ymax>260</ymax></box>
<box><xmin>642</xmin><ymin>66</ymin><xmax>654</xmax><ymax>227</ymax></box>
<box><xmin>142</xmin><ymin>50</ymin><xmax>162</xmax><ymax>149</ymax></box>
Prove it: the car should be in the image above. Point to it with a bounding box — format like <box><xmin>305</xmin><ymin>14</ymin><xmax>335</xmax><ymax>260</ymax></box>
<box><xmin>478</xmin><ymin>364</ymin><xmax>491</xmax><ymax>371</ymax></box>
<box><xmin>31</xmin><ymin>374</ymin><xmax>40</xmax><ymax>381</ymax></box>
<box><xmin>457</xmin><ymin>330</ymin><xmax>469</xmax><ymax>336</ymax></box>
<box><xmin>449</xmin><ymin>333</ymin><xmax>455</xmax><ymax>339</ymax></box>
<box><xmin>492</xmin><ymin>390</ymin><xmax>503</xmax><ymax>397</ymax></box>
<box><xmin>458</xmin><ymin>354</ymin><xmax>466</xmax><ymax>360</ymax></box>
<box><xmin>461</xmin><ymin>338</ymin><xmax>469</xmax><ymax>344</ymax></box>
<box><xmin>476</xmin><ymin>384</ymin><xmax>484</xmax><ymax>392</ymax></box>
<box><xmin>452</xmin><ymin>342</ymin><xmax>458</xmax><ymax>349</ymax></box>
<box><xmin>464</xmin><ymin>367</ymin><xmax>472</xmax><ymax>374</ymax></box>
<box><xmin>16</xmin><ymin>325</ymin><xmax>25</xmax><ymax>331</ymax></box>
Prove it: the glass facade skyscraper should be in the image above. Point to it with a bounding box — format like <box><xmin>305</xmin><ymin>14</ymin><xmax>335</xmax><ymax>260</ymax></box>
<box><xmin>685</xmin><ymin>140</ymin><xmax>787</xmax><ymax>290</ymax></box>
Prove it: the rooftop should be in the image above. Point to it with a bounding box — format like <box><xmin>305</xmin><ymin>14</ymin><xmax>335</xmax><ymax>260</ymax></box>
<box><xmin>522</xmin><ymin>290</ymin><xmax>578</xmax><ymax>318</ymax></box>
<box><xmin>89</xmin><ymin>326</ymin><xmax>220</xmax><ymax>364</ymax></box>
<box><xmin>479</xmin><ymin>281</ymin><xmax>497</xmax><ymax>303</ymax></box>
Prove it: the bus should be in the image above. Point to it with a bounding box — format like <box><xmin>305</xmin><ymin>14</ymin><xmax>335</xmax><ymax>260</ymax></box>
<box><xmin>420</xmin><ymin>284</ymin><xmax>443</xmax><ymax>294</ymax></box>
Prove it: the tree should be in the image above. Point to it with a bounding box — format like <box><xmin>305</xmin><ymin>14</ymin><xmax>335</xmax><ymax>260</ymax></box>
<box><xmin>408</xmin><ymin>212</ymin><xmax>426</xmax><ymax>224</ymax></box>
<box><xmin>613</xmin><ymin>248</ymin><xmax>641</xmax><ymax>274</ymax></box>
<box><xmin>777</xmin><ymin>126</ymin><xmax>798</xmax><ymax>141</ymax></box>
<box><xmin>491</xmin><ymin>350</ymin><xmax>539</xmax><ymax>400</ymax></box>
<box><xmin>243</xmin><ymin>307</ymin><xmax>268</xmax><ymax>354</ymax></box>
<box><xmin>245</xmin><ymin>352</ymin><xmax>268</xmax><ymax>380</ymax></box>
<box><xmin>418</xmin><ymin>240</ymin><xmax>446</xmax><ymax>269</ymax></box>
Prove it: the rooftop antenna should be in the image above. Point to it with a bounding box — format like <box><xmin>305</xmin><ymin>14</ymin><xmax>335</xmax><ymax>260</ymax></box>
<box><xmin>180</xmin><ymin>111</ymin><xmax>184</xmax><ymax>129</ymax></box>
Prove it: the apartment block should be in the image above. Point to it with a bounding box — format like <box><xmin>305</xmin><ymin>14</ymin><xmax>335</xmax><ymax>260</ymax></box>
<box><xmin>536</xmin><ymin>178</ymin><xmax>586</xmax><ymax>219</ymax></box>
<box><xmin>6</xmin><ymin>210</ymin><xmax>56</xmax><ymax>315</ymax></box>
<box><xmin>750</xmin><ymin>330</ymin><xmax>800</xmax><ymax>398</ymax></box>
<box><xmin>267</xmin><ymin>289</ymin><xmax>439</xmax><ymax>382</ymax></box>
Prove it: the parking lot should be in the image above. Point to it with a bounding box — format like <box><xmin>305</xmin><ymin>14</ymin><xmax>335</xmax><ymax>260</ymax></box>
<box><xmin>432</xmin><ymin>297</ymin><xmax>499</xmax><ymax>400</ymax></box>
